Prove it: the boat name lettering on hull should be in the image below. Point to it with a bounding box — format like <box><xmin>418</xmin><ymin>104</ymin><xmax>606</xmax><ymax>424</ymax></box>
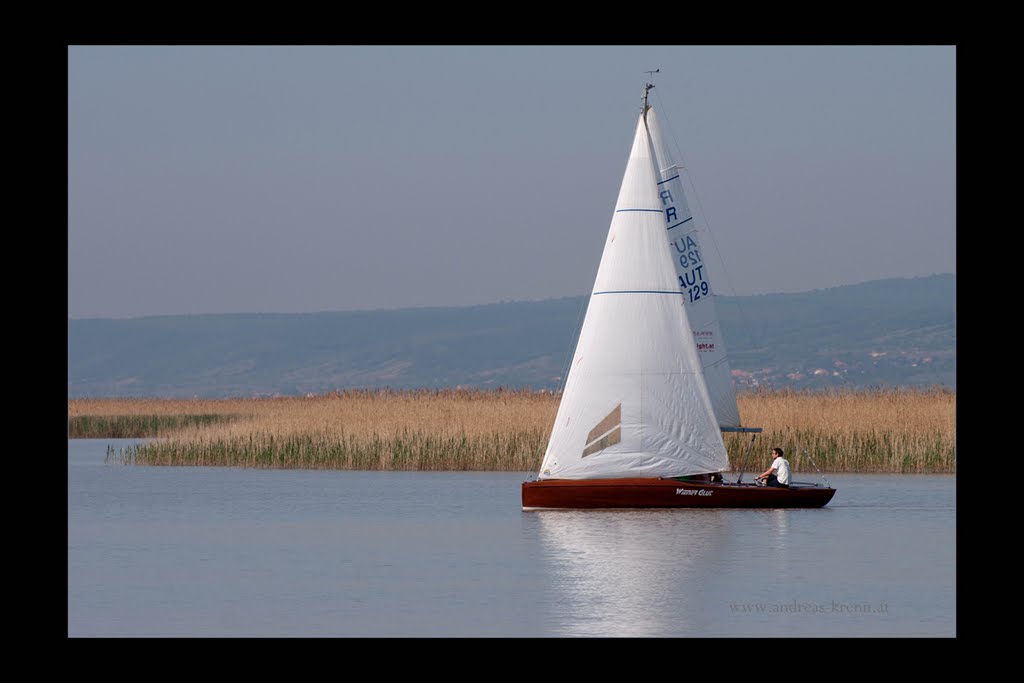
<box><xmin>676</xmin><ymin>488</ymin><xmax>713</xmax><ymax>496</ymax></box>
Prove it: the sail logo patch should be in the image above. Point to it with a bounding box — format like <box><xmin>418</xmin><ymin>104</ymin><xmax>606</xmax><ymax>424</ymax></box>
<box><xmin>582</xmin><ymin>404</ymin><xmax>621</xmax><ymax>457</ymax></box>
<box><xmin>693</xmin><ymin>330</ymin><xmax>715</xmax><ymax>352</ymax></box>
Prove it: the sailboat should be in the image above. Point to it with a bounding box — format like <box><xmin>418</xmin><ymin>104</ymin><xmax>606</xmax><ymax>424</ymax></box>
<box><xmin>522</xmin><ymin>82</ymin><xmax>836</xmax><ymax>509</ymax></box>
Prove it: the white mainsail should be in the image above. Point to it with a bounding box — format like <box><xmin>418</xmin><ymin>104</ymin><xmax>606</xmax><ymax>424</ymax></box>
<box><xmin>538</xmin><ymin>106</ymin><xmax>729</xmax><ymax>480</ymax></box>
<box><xmin>645</xmin><ymin>107</ymin><xmax>743</xmax><ymax>430</ymax></box>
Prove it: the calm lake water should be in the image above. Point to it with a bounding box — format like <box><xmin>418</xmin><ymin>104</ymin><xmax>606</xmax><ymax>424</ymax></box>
<box><xmin>69</xmin><ymin>439</ymin><xmax>956</xmax><ymax>637</ymax></box>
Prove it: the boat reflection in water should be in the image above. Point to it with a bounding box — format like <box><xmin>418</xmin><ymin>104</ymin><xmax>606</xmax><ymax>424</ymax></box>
<box><xmin>531</xmin><ymin>508</ymin><xmax>745</xmax><ymax>637</ymax></box>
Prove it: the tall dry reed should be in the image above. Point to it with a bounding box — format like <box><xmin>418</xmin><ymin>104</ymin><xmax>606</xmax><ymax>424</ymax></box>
<box><xmin>73</xmin><ymin>387</ymin><xmax>954</xmax><ymax>473</ymax></box>
<box><xmin>69</xmin><ymin>414</ymin><xmax>238</xmax><ymax>438</ymax></box>
<box><xmin>98</xmin><ymin>389</ymin><xmax>556</xmax><ymax>471</ymax></box>
<box><xmin>728</xmin><ymin>387</ymin><xmax>955</xmax><ymax>474</ymax></box>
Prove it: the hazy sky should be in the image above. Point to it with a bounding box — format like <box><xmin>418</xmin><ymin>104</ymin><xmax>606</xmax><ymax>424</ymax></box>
<box><xmin>68</xmin><ymin>45</ymin><xmax>955</xmax><ymax>319</ymax></box>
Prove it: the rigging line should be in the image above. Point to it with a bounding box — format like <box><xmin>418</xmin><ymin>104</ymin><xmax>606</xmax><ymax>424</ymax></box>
<box><xmin>734</xmin><ymin>433</ymin><xmax>758</xmax><ymax>484</ymax></box>
<box><xmin>800</xmin><ymin>448</ymin><xmax>831</xmax><ymax>488</ymax></box>
<box><xmin>559</xmin><ymin>293</ymin><xmax>588</xmax><ymax>391</ymax></box>
<box><xmin>651</xmin><ymin>87</ymin><xmax>762</xmax><ymax>353</ymax></box>
<box><xmin>548</xmin><ymin>289</ymin><xmax>588</xmax><ymax>416</ymax></box>
<box><xmin>542</xmin><ymin>98</ymin><xmax>645</xmax><ymax>473</ymax></box>
<box><xmin>542</xmin><ymin>88</ymin><xmax>657</xmax><ymax>468</ymax></box>
<box><xmin>701</xmin><ymin>355</ymin><xmax>733</xmax><ymax>372</ymax></box>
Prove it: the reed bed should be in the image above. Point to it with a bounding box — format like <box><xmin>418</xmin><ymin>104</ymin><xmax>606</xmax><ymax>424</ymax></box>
<box><xmin>70</xmin><ymin>397</ymin><xmax>250</xmax><ymax>418</ymax></box>
<box><xmin>69</xmin><ymin>414</ymin><xmax>239</xmax><ymax>439</ymax></box>
<box><xmin>95</xmin><ymin>389</ymin><xmax>555</xmax><ymax>471</ymax></box>
<box><xmin>73</xmin><ymin>386</ymin><xmax>955</xmax><ymax>473</ymax></box>
<box><xmin>726</xmin><ymin>387</ymin><xmax>956</xmax><ymax>474</ymax></box>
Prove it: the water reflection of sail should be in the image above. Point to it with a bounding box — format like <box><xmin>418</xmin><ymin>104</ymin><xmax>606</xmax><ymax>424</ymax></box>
<box><xmin>533</xmin><ymin>510</ymin><xmax>731</xmax><ymax>637</ymax></box>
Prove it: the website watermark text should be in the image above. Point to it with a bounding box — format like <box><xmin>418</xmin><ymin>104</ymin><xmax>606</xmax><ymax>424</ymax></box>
<box><xmin>729</xmin><ymin>599</ymin><xmax>889</xmax><ymax>615</ymax></box>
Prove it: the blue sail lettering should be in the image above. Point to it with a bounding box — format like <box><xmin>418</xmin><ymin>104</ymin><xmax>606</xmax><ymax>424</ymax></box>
<box><xmin>673</xmin><ymin>234</ymin><xmax>698</xmax><ymax>252</ymax></box>
<box><xmin>672</xmin><ymin>235</ymin><xmax>697</xmax><ymax>253</ymax></box>
<box><xmin>688</xmin><ymin>279</ymin><xmax>710</xmax><ymax>302</ymax></box>
<box><xmin>678</xmin><ymin>264</ymin><xmax>707</xmax><ymax>289</ymax></box>
<box><xmin>665</xmin><ymin>206</ymin><xmax>677</xmax><ymax>223</ymax></box>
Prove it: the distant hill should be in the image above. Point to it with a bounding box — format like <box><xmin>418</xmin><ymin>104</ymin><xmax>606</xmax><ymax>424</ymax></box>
<box><xmin>68</xmin><ymin>274</ymin><xmax>955</xmax><ymax>398</ymax></box>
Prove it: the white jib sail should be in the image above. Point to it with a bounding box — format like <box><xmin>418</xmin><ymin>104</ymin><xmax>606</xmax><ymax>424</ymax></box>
<box><xmin>538</xmin><ymin>110</ymin><xmax>729</xmax><ymax>480</ymax></box>
<box><xmin>645</xmin><ymin>107</ymin><xmax>742</xmax><ymax>430</ymax></box>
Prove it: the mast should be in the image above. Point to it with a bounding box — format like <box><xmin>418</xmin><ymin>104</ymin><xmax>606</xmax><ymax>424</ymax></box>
<box><xmin>642</xmin><ymin>69</ymin><xmax>658</xmax><ymax>118</ymax></box>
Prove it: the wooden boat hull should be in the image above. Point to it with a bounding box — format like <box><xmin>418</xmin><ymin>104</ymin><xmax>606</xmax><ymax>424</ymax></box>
<box><xmin>522</xmin><ymin>478</ymin><xmax>835</xmax><ymax>509</ymax></box>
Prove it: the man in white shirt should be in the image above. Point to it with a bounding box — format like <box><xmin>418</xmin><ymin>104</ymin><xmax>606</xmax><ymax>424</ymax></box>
<box><xmin>756</xmin><ymin>447</ymin><xmax>791</xmax><ymax>488</ymax></box>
